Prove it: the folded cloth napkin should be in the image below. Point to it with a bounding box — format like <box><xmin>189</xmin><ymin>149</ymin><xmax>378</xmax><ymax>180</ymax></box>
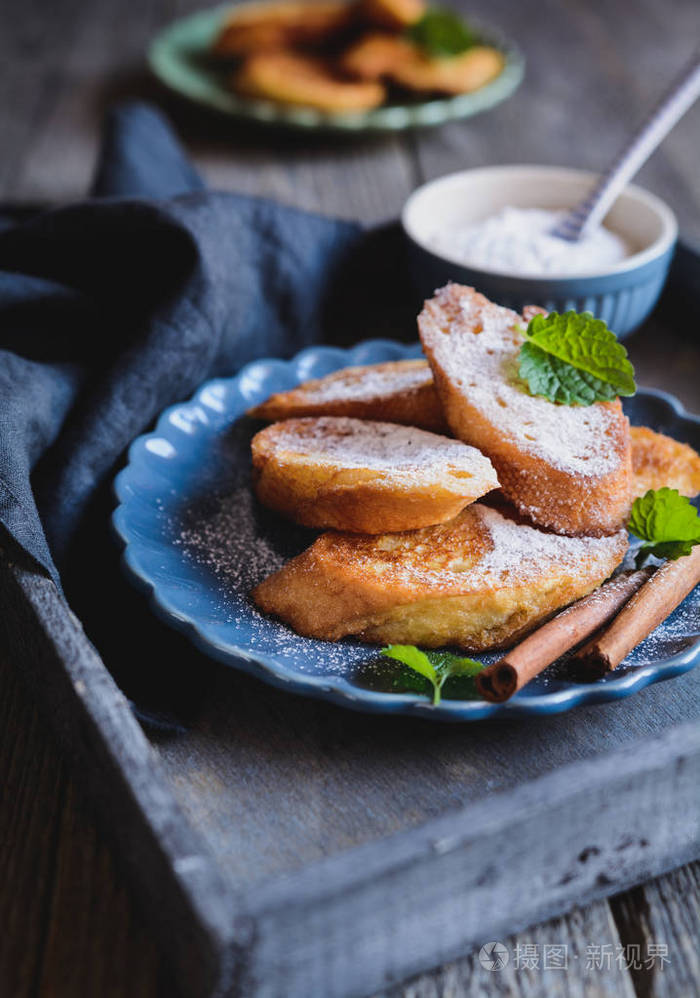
<box><xmin>0</xmin><ymin>102</ymin><xmax>416</xmax><ymax>723</ymax></box>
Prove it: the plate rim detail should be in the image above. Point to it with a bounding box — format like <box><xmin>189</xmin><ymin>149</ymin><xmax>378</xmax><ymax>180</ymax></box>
<box><xmin>113</xmin><ymin>339</ymin><xmax>700</xmax><ymax>721</ymax></box>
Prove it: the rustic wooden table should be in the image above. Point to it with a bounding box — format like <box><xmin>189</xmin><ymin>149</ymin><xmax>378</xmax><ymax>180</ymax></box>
<box><xmin>1</xmin><ymin>0</ymin><xmax>699</xmax><ymax>995</ymax></box>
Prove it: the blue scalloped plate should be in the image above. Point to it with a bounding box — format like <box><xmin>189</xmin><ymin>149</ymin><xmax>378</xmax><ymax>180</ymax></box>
<box><xmin>113</xmin><ymin>340</ymin><xmax>700</xmax><ymax>720</ymax></box>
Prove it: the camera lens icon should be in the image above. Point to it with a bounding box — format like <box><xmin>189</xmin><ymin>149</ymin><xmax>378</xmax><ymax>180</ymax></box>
<box><xmin>479</xmin><ymin>941</ymin><xmax>509</xmax><ymax>971</ymax></box>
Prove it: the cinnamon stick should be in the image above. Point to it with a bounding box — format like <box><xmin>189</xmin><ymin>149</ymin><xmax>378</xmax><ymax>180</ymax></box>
<box><xmin>574</xmin><ymin>545</ymin><xmax>700</xmax><ymax>678</ymax></box>
<box><xmin>476</xmin><ymin>570</ymin><xmax>652</xmax><ymax>702</ymax></box>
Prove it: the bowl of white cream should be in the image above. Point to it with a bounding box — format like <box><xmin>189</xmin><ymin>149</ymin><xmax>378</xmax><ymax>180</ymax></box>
<box><xmin>401</xmin><ymin>165</ymin><xmax>677</xmax><ymax>337</ymax></box>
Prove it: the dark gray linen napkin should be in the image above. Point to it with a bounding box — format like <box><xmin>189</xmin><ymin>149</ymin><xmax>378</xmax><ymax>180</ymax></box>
<box><xmin>0</xmin><ymin>102</ymin><xmax>416</xmax><ymax>723</ymax></box>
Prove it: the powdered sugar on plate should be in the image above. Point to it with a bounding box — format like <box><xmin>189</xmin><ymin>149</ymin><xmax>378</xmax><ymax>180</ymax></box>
<box><xmin>179</xmin><ymin>488</ymin><xmax>285</xmax><ymax>589</ymax></box>
<box><xmin>176</xmin><ymin>486</ymin><xmax>373</xmax><ymax>674</ymax></box>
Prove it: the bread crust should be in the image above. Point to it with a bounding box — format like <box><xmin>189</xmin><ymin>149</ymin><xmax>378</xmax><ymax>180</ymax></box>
<box><xmin>419</xmin><ymin>284</ymin><xmax>633</xmax><ymax>536</ymax></box>
<box><xmin>214</xmin><ymin>1</ymin><xmax>353</xmax><ymax>56</ymax></box>
<box><xmin>630</xmin><ymin>425</ymin><xmax>700</xmax><ymax>498</ymax></box>
<box><xmin>247</xmin><ymin>359</ymin><xmax>447</xmax><ymax>432</ymax></box>
<box><xmin>252</xmin><ymin>503</ymin><xmax>628</xmax><ymax>649</ymax></box>
<box><xmin>356</xmin><ymin>0</ymin><xmax>424</xmax><ymax>30</ymax></box>
<box><xmin>250</xmin><ymin>360</ymin><xmax>695</xmax><ymax>510</ymax></box>
<box><xmin>251</xmin><ymin>416</ymin><xmax>498</xmax><ymax>533</ymax></box>
<box><xmin>233</xmin><ymin>51</ymin><xmax>385</xmax><ymax>111</ymax></box>
<box><xmin>342</xmin><ymin>34</ymin><xmax>504</xmax><ymax>94</ymax></box>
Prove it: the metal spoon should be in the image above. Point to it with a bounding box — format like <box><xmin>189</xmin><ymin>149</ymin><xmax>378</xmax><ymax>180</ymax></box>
<box><xmin>551</xmin><ymin>51</ymin><xmax>700</xmax><ymax>243</ymax></box>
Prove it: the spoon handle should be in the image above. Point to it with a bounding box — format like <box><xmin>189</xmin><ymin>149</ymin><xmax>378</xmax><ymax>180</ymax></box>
<box><xmin>553</xmin><ymin>51</ymin><xmax>700</xmax><ymax>242</ymax></box>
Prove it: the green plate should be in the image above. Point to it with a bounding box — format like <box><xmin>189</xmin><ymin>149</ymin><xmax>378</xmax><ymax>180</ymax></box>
<box><xmin>148</xmin><ymin>3</ymin><xmax>524</xmax><ymax>132</ymax></box>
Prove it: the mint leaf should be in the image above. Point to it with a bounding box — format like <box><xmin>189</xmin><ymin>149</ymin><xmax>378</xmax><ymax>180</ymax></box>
<box><xmin>382</xmin><ymin>644</ymin><xmax>435</xmax><ymax>683</ymax></box>
<box><xmin>382</xmin><ymin>645</ymin><xmax>483</xmax><ymax>704</ymax></box>
<box><xmin>628</xmin><ymin>488</ymin><xmax>700</xmax><ymax>566</ymax></box>
<box><xmin>519</xmin><ymin>341</ymin><xmax>620</xmax><ymax>406</ymax></box>
<box><xmin>518</xmin><ymin>311</ymin><xmax>636</xmax><ymax>406</ymax></box>
<box><xmin>406</xmin><ymin>8</ymin><xmax>477</xmax><ymax>57</ymax></box>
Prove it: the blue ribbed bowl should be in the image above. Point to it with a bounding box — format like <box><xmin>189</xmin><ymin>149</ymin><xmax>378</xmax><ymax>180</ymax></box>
<box><xmin>402</xmin><ymin>166</ymin><xmax>678</xmax><ymax>338</ymax></box>
<box><xmin>112</xmin><ymin>339</ymin><xmax>700</xmax><ymax>722</ymax></box>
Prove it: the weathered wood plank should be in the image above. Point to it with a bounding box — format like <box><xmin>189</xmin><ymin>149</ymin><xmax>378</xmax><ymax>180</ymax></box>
<box><xmin>1</xmin><ymin>0</ymin><xmax>699</xmax><ymax>995</ymax></box>
<box><xmin>0</xmin><ymin>654</ymin><xmax>167</xmax><ymax>998</ymax></box>
<box><xmin>0</xmin><ymin>0</ymin><xmax>94</xmax><ymax>198</ymax></box>
<box><xmin>0</xmin><ymin>0</ymin><xmax>167</xmax><ymax>202</ymax></box>
<box><xmin>0</xmin><ymin>558</ymin><xmax>241</xmax><ymax>998</ymax></box>
<box><xmin>234</xmin><ymin>723</ymin><xmax>699</xmax><ymax>997</ymax></box>
<box><xmin>6</xmin><ymin>606</ymin><xmax>686</xmax><ymax>998</ymax></box>
<box><xmin>611</xmin><ymin>862</ymin><xmax>700</xmax><ymax>998</ymax></box>
<box><xmin>377</xmin><ymin>900</ymin><xmax>636</xmax><ymax>998</ymax></box>
<box><xmin>154</xmin><ymin>660</ymin><xmax>700</xmax><ymax>887</ymax></box>
<box><xmin>0</xmin><ymin>659</ymin><xmax>67</xmax><ymax>998</ymax></box>
<box><xmin>37</xmin><ymin>777</ymin><xmax>174</xmax><ymax>998</ymax></box>
<box><xmin>2</xmin><ymin>553</ymin><xmax>698</xmax><ymax>998</ymax></box>
<box><xmin>0</xmin><ymin>0</ymin><xmax>419</xmax><ymax>222</ymax></box>
<box><xmin>161</xmin><ymin>92</ymin><xmax>420</xmax><ymax>223</ymax></box>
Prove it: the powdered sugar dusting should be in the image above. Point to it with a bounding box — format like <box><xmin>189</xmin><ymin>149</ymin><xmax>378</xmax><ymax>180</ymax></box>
<box><xmin>625</xmin><ymin>598</ymin><xmax>700</xmax><ymax>665</ymax></box>
<box><xmin>176</xmin><ymin>488</ymin><xmax>358</xmax><ymax>672</ymax></box>
<box><xmin>167</xmin><ymin>476</ymin><xmax>691</xmax><ymax>685</ymax></box>
<box><xmin>429</xmin><ymin>207</ymin><xmax>629</xmax><ymax>277</ymax></box>
<box><xmin>423</xmin><ymin>287</ymin><xmax>623</xmax><ymax>475</ymax></box>
<box><xmin>266</xmin><ymin>416</ymin><xmax>496</xmax><ymax>484</ymax></box>
<box><xmin>361</xmin><ymin>504</ymin><xmax>626</xmax><ymax>592</ymax></box>
<box><xmin>300</xmin><ymin>361</ymin><xmax>431</xmax><ymax>403</ymax></box>
<box><xmin>474</xmin><ymin>506</ymin><xmax>625</xmax><ymax>587</ymax></box>
<box><xmin>120</xmin><ymin>337</ymin><xmax>700</xmax><ymax>702</ymax></box>
<box><xmin>178</xmin><ymin>488</ymin><xmax>285</xmax><ymax>587</ymax></box>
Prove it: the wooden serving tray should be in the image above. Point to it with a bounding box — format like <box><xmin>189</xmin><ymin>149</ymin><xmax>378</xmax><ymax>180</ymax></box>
<box><xmin>2</xmin><ymin>247</ymin><xmax>699</xmax><ymax>998</ymax></box>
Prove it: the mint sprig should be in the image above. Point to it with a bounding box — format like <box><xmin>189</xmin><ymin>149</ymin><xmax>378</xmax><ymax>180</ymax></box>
<box><xmin>628</xmin><ymin>488</ymin><xmax>700</xmax><ymax>567</ymax></box>
<box><xmin>382</xmin><ymin>645</ymin><xmax>483</xmax><ymax>704</ymax></box>
<box><xmin>518</xmin><ymin>311</ymin><xmax>636</xmax><ymax>406</ymax></box>
<box><xmin>406</xmin><ymin>8</ymin><xmax>477</xmax><ymax>57</ymax></box>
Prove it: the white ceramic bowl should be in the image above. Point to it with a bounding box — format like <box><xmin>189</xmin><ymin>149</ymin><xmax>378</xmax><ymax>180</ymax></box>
<box><xmin>401</xmin><ymin>165</ymin><xmax>678</xmax><ymax>337</ymax></box>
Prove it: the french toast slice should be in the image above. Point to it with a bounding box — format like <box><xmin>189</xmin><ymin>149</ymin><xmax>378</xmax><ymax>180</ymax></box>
<box><xmin>252</xmin><ymin>502</ymin><xmax>628</xmax><ymax>649</ymax></box>
<box><xmin>630</xmin><ymin>425</ymin><xmax>700</xmax><ymax>497</ymax></box>
<box><xmin>251</xmin><ymin>416</ymin><xmax>499</xmax><ymax>533</ymax></box>
<box><xmin>251</xmin><ymin>355</ymin><xmax>685</xmax><ymax>509</ymax></box>
<box><xmin>233</xmin><ymin>52</ymin><xmax>386</xmax><ymax>112</ymax></box>
<box><xmin>213</xmin><ymin>1</ymin><xmax>354</xmax><ymax>57</ymax></box>
<box><xmin>247</xmin><ymin>358</ymin><xmax>447</xmax><ymax>432</ymax></box>
<box><xmin>356</xmin><ymin>0</ymin><xmax>425</xmax><ymax>31</ymax></box>
<box><xmin>419</xmin><ymin>284</ymin><xmax>633</xmax><ymax>536</ymax></box>
<box><xmin>341</xmin><ymin>34</ymin><xmax>504</xmax><ymax>95</ymax></box>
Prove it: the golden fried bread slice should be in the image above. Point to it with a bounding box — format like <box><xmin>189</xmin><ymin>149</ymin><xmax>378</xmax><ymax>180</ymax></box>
<box><xmin>355</xmin><ymin>0</ymin><xmax>424</xmax><ymax>30</ymax></box>
<box><xmin>389</xmin><ymin>43</ymin><xmax>504</xmax><ymax>94</ymax></box>
<box><xmin>341</xmin><ymin>34</ymin><xmax>503</xmax><ymax>94</ymax></box>
<box><xmin>631</xmin><ymin>425</ymin><xmax>700</xmax><ymax>497</ymax></box>
<box><xmin>248</xmin><ymin>359</ymin><xmax>447</xmax><ymax>432</ymax></box>
<box><xmin>214</xmin><ymin>1</ymin><xmax>353</xmax><ymax>56</ymax></box>
<box><xmin>419</xmin><ymin>285</ymin><xmax>633</xmax><ymax>536</ymax></box>
<box><xmin>340</xmin><ymin>33</ymin><xmax>407</xmax><ymax>79</ymax></box>
<box><xmin>252</xmin><ymin>503</ymin><xmax>628</xmax><ymax>648</ymax></box>
<box><xmin>251</xmin><ymin>416</ymin><xmax>498</xmax><ymax>532</ymax></box>
<box><xmin>233</xmin><ymin>51</ymin><xmax>385</xmax><ymax>111</ymax></box>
